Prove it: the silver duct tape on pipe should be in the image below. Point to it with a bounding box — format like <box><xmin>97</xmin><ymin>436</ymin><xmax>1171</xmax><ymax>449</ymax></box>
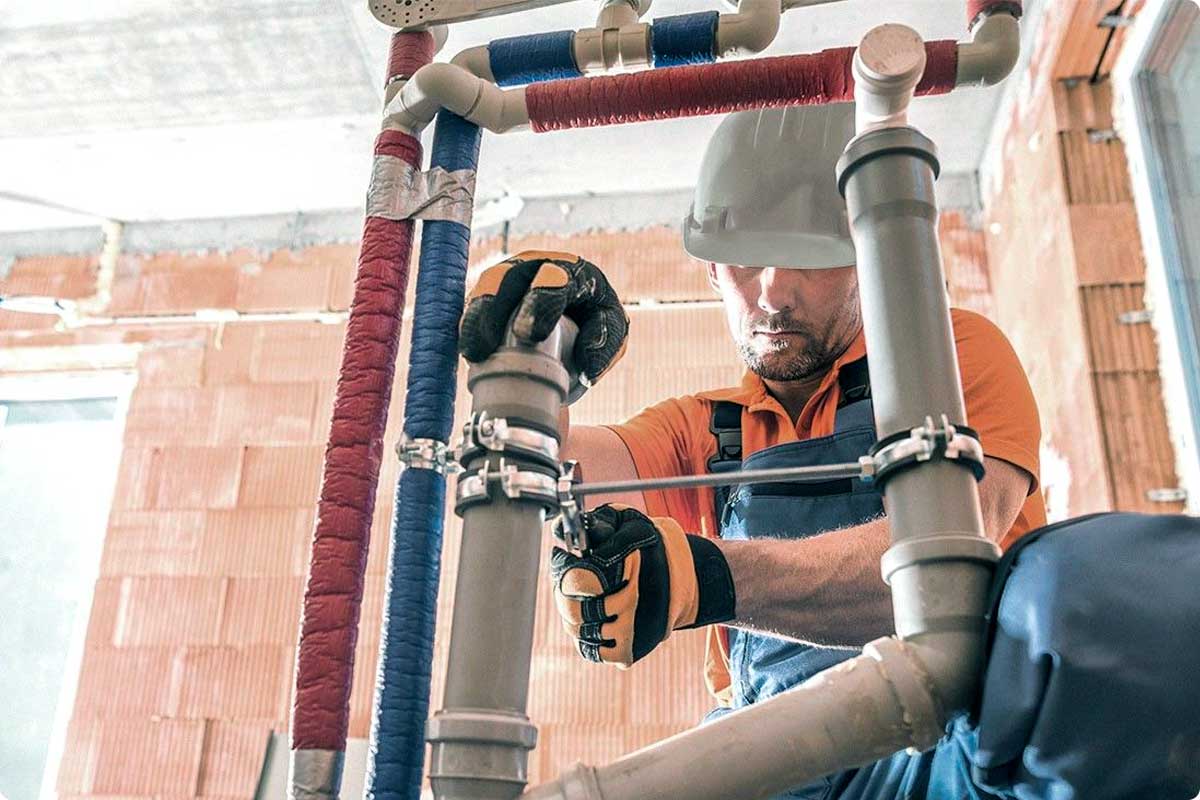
<box><xmin>523</xmin><ymin>637</ymin><xmax>945</xmax><ymax>800</ymax></box>
<box><xmin>366</xmin><ymin>157</ymin><xmax>477</xmax><ymax>224</ymax></box>
<box><xmin>289</xmin><ymin>749</ymin><xmax>344</xmax><ymax>800</ymax></box>
<box><xmin>430</xmin><ymin>322</ymin><xmax>578</xmax><ymax>800</ymax></box>
<box><xmin>837</xmin><ymin>127</ymin><xmax>996</xmax><ymax>710</ymax></box>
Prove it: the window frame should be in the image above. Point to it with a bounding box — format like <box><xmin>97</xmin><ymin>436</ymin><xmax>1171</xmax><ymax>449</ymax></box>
<box><xmin>1114</xmin><ymin>0</ymin><xmax>1200</xmax><ymax>513</ymax></box>
<box><xmin>0</xmin><ymin>369</ymin><xmax>136</xmax><ymax>800</ymax></box>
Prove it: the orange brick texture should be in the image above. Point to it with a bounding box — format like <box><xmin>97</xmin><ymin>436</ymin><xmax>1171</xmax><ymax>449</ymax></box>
<box><xmin>1</xmin><ymin>220</ymin><xmax>999</xmax><ymax>798</ymax></box>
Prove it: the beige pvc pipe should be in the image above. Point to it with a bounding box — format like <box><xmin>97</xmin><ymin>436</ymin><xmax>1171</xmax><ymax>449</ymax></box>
<box><xmin>521</xmin><ymin>637</ymin><xmax>946</xmax><ymax>800</ymax></box>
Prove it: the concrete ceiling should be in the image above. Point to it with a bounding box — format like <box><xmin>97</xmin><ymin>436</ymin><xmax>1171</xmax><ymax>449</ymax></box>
<box><xmin>0</xmin><ymin>0</ymin><xmax>1009</xmax><ymax>233</ymax></box>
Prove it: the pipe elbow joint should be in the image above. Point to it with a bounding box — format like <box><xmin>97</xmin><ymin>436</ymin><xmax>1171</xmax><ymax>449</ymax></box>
<box><xmin>716</xmin><ymin>0</ymin><xmax>782</xmax><ymax>56</ymax></box>
<box><xmin>387</xmin><ymin>61</ymin><xmax>480</xmax><ymax>132</ymax></box>
<box><xmin>897</xmin><ymin>631</ymin><xmax>985</xmax><ymax>718</ymax></box>
<box><xmin>449</xmin><ymin>45</ymin><xmax>495</xmax><ymax>81</ymax></box>
<box><xmin>957</xmin><ymin>11</ymin><xmax>1020</xmax><ymax>87</ymax></box>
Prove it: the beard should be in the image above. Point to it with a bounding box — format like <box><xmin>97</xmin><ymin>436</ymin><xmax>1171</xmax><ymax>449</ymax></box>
<box><xmin>735</xmin><ymin>309</ymin><xmax>858</xmax><ymax>382</ymax></box>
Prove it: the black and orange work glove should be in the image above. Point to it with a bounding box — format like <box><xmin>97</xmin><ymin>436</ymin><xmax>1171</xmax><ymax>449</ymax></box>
<box><xmin>459</xmin><ymin>251</ymin><xmax>628</xmax><ymax>397</ymax></box>
<box><xmin>550</xmin><ymin>505</ymin><xmax>736</xmax><ymax>667</ymax></box>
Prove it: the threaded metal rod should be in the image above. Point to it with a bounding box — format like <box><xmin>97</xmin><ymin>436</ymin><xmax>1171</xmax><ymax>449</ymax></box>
<box><xmin>571</xmin><ymin>461</ymin><xmax>865</xmax><ymax>499</ymax></box>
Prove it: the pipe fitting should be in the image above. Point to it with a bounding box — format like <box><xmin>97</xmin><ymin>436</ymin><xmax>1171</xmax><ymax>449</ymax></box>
<box><xmin>716</xmin><ymin>0</ymin><xmax>782</xmax><ymax>56</ymax></box>
<box><xmin>852</xmin><ymin>23</ymin><xmax>926</xmax><ymax>133</ymax></box>
<box><xmin>956</xmin><ymin>10</ymin><xmax>1020</xmax><ymax>87</ymax></box>
<box><xmin>596</xmin><ymin>0</ymin><xmax>644</xmax><ymax>28</ymax></box>
<box><xmin>574</xmin><ymin>23</ymin><xmax>652</xmax><ymax>72</ymax></box>
<box><xmin>451</xmin><ymin>45</ymin><xmax>496</xmax><ymax>81</ymax></box>
<box><xmin>428</xmin><ymin>710</ymin><xmax>539</xmax><ymax>800</ymax></box>
<box><xmin>387</xmin><ymin>62</ymin><xmax>530</xmax><ymax>134</ymax></box>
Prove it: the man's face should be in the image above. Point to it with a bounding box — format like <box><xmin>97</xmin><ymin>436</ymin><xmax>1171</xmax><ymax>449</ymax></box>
<box><xmin>708</xmin><ymin>263</ymin><xmax>862</xmax><ymax>382</ymax></box>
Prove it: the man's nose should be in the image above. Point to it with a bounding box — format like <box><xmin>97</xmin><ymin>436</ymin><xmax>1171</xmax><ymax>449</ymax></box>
<box><xmin>757</xmin><ymin>268</ymin><xmax>794</xmax><ymax>314</ymax></box>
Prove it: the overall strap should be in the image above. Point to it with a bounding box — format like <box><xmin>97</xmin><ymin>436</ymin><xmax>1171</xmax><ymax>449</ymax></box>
<box><xmin>708</xmin><ymin>357</ymin><xmax>873</xmax><ymax>521</ymax></box>
<box><xmin>707</xmin><ymin>400</ymin><xmax>743</xmax><ymax>522</ymax></box>
<box><xmin>837</xmin><ymin>356</ymin><xmax>871</xmax><ymax>406</ymax></box>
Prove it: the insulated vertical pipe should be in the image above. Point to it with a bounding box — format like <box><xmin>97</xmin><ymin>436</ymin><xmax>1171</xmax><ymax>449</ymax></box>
<box><xmin>837</xmin><ymin>128</ymin><xmax>997</xmax><ymax>708</ymax></box>
<box><xmin>292</xmin><ymin>30</ymin><xmax>434</xmax><ymax>800</ymax></box>
<box><xmin>428</xmin><ymin>324</ymin><xmax>575</xmax><ymax>800</ymax></box>
<box><xmin>366</xmin><ymin>111</ymin><xmax>483</xmax><ymax>800</ymax></box>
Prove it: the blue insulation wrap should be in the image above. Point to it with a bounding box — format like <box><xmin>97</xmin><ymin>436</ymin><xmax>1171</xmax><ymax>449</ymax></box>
<box><xmin>489</xmin><ymin>30</ymin><xmax>583</xmax><ymax>87</ymax></box>
<box><xmin>366</xmin><ymin>111</ymin><xmax>482</xmax><ymax>800</ymax></box>
<box><xmin>650</xmin><ymin>11</ymin><xmax>719</xmax><ymax>67</ymax></box>
<box><xmin>367</xmin><ymin>469</ymin><xmax>446</xmax><ymax>800</ymax></box>
<box><xmin>400</xmin><ymin>112</ymin><xmax>483</xmax><ymax>443</ymax></box>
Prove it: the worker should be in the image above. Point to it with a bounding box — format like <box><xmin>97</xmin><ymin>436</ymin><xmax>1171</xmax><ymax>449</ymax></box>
<box><xmin>458</xmin><ymin>102</ymin><xmax>1047</xmax><ymax>799</ymax></box>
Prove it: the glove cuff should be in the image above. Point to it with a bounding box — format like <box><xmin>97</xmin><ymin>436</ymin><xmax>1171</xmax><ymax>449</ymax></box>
<box><xmin>682</xmin><ymin>535</ymin><xmax>736</xmax><ymax>627</ymax></box>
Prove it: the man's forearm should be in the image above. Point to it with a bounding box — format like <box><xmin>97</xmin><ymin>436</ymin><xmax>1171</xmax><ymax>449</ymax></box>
<box><xmin>716</xmin><ymin>518</ymin><xmax>894</xmax><ymax>648</ymax></box>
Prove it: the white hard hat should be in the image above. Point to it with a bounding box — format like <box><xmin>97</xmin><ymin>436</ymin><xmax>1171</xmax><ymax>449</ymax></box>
<box><xmin>683</xmin><ymin>102</ymin><xmax>857</xmax><ymax>269</ymax></box>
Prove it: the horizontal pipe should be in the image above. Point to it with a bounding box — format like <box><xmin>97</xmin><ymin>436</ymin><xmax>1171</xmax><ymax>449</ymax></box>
<box><xmin>522</xmin><ymin>637</ymin><xmax>948</xmax><ymax>800</ymax></box>
<box><xmin>523</xmin><ymin>43</ymin><xmax>957</xmax><ymax>132</ymax></box>
<box><xmin>406</xmin><ymin>3</ymin><xmax>1013</xmax><ymax>135</ymax></box>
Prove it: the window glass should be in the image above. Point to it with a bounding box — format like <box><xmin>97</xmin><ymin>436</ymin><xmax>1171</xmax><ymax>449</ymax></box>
<box><xmin>1139</xmin><ymin>3</ymin><xmax>1200</xmax><ymax>449</ymax></box>
<box><xmin>0</xmin><ymin>396</ymin><xmax>123</xmax><ymax>800</ymax></box>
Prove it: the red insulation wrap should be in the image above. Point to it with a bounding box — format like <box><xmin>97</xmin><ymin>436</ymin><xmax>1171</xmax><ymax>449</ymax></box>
<box><xmin>388</xmin><ymin>30</ymin><xmax>436</xmax><ymax>82</ymax></box>
<box><xmin>526</xmin><ymin>42</ymin><xmax>959</xmax><ymax>133</ymax></box>
<box><xmin>292</xmin><ymin>127</ymin><xmax>423</xmax><ymax>751</ymax></box>
<box><xmin>967</xmin><ymin>0</ymin><xmax>1022</xmax><ymax>26</ymax></box>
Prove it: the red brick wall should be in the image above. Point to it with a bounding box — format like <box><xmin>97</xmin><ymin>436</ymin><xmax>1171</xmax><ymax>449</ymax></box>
<box><xmin>0</xmin><ymin>217</ymin><xmax>1003</xmax><ymax>796</ymax></box>
<box><xmin>980</xmin><ymin>0</ymin><xmax>1183</xmax><ymax>516</ymax></box>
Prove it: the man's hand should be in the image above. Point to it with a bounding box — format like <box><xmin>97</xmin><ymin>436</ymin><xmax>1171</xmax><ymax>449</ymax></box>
<box><xmin>459</xmin><ymin>251</ymin><xmax>628</xmax><ymax>392</ymax></box>
<box><xmin>550</xmin><ymin>505</ymin><xmax>736</xmax><ymax>667</ymax></box>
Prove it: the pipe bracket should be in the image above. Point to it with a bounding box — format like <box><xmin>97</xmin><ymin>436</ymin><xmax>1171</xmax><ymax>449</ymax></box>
<box><xmin>457</xmin><ymin>411</ymin><xmax>560</xmax><ymax>469</ymax></box>
<box><xmin>455</xmin><ymin>458</ymin><xmax>561</xmax><ymax>512</ymax></box>
<box><xmin>397</xmin><ymin>435</ymin><xmax>461</xmax><ymax>474</ymax></box>
<box><xmin>869</xmin><ymin>415</ymin><xmax>985</xmax><ymax>493</ymax></box>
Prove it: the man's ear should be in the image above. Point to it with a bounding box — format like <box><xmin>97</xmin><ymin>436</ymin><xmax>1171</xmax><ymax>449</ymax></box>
<box><xmin>705</xmin><ymin>262</ymin><xmax>721</xmax><ymax>294</ymax></box>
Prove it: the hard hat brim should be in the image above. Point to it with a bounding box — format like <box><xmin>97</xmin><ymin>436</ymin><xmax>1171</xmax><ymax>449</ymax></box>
<box><xmin>682</xmin><ymin>223</ymin><xmax>857</xmax><ymax>270</ymax></box>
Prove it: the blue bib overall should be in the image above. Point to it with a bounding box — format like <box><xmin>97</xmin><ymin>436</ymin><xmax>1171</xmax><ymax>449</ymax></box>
<box><xmin>703</xmin><ymin>374</ymin><xmax>997</xmax><ymax>800</ymax></box>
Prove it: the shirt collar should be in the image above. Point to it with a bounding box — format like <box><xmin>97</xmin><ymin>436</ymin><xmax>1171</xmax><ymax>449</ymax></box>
<box><xmin>697</xmin><ymin>328</ymin><xmax>868</xmax><ymax>423</ymax></box>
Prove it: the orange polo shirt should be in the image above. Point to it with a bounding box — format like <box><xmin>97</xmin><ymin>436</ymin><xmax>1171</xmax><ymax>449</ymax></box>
<box><xmin>607</xmin><ymin>308</ymin><xmax>1047</xmax><ymax>704</ymax></box>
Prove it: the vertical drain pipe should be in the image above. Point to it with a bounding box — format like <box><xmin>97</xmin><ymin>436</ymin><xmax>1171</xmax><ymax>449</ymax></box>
<box><xmin>836</xmin><ymin>24</ymin><xmax>999</xmax><ymax>711</ymax></box>
<box><xmin>428</xmin><ymin>323</ymin><xmax>576</xmax><ymax>800</ymax></box>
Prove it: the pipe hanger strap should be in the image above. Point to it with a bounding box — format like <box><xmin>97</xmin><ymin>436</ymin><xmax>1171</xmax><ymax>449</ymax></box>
<box><xmin>525</xmin><ymin>42</ymin><xmax>958</xmax><ymax>132</ymax></box>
